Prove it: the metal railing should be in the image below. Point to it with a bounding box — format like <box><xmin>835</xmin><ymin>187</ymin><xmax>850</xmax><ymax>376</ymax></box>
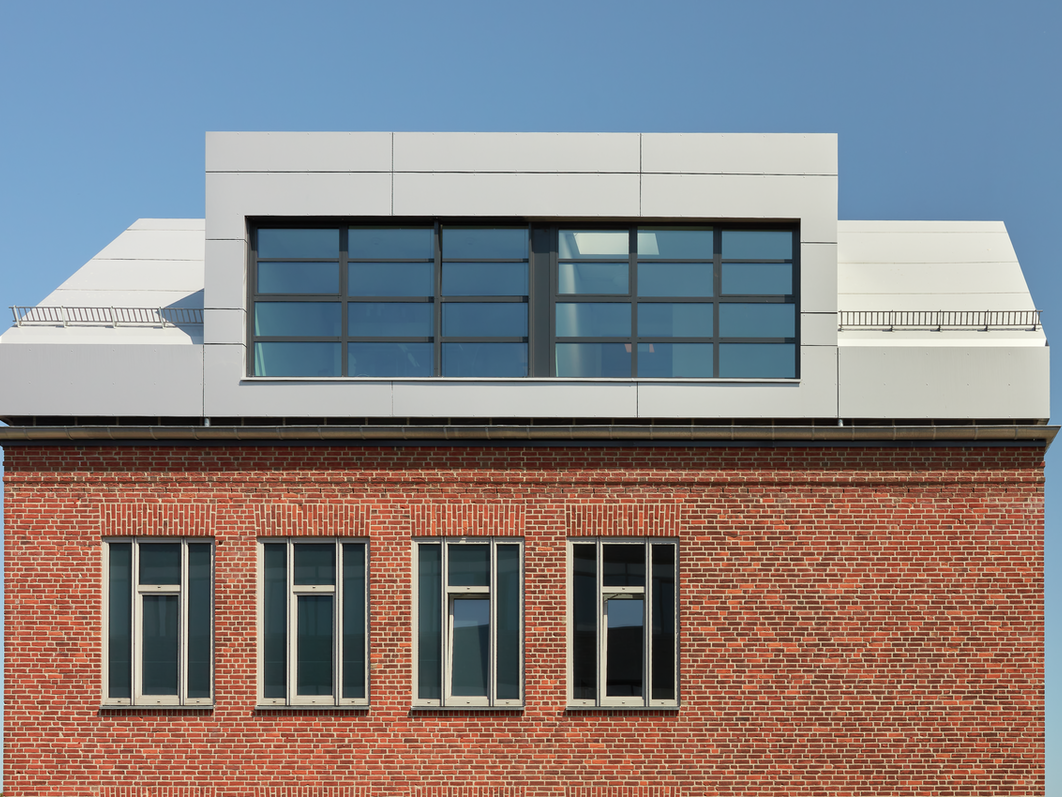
<box><xmin>10</xmin><ymin>306</ymin><xmax>204</xmax><ymax>328</ymax></box>
<box><xmin>838</xmin><ymin>309</ymin><xmax>1041</xmax><ymax>331</ymax></box>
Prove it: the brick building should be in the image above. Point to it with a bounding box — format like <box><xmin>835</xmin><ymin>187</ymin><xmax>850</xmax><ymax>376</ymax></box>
<box><xmin>0</xmin><ymin>133</ymin><xmax>1052</xmax><ymax>795</ymax></box>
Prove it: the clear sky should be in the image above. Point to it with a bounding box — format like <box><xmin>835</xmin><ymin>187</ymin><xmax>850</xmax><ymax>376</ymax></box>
<box><xmin>1</xmin><ymin>0</ymin><xmax>1059</xmax><ymax>790</ymax></box>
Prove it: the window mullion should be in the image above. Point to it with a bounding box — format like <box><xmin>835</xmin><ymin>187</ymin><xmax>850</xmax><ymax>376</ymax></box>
<box><xmin>334</xmin><ymin>540</ymin><xmax>342</xmax><ymax>706</ymax></box>
<box><xmin>596</xmin><ymin>539</ymin><xmax>604</xmax><ymax>707</ymax></box>
<box><xmin>286</xmin><ymin>540</ymin><xmax>295</xmax><ymax>705</ymax></box>
<box><xmin>643</xmin><ymin>539</ymin><xmax>651</xmax><ymax>707</ymax></box>
<box><xmin>489</xmin><ymin>540</ymin><xmax>497</xmax><ymax>705</ymax></box>
<box><xmin>440</xmin><ymin>541</ymin><xmax>449</xmax><ymax>706</ymax></box>
<box><xmin>179</xmin><ymin>539</ymin><xmax>187</xmax><ymax>706</ymax></box>
<box><xmin>132</xmin><ymin>540</ymin><xmax>142</xmax><ymax>703</ymax></box>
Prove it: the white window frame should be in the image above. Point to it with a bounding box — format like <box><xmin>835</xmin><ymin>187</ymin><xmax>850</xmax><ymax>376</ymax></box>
<box><xmin>101</xmin><ymin>537</ymin><xmax>215</xmax><ymax>707</ymax></box>
<box><xmin>566</xmin><ymin>538</ymin><xmax>679</xmax><ymax>709</ymax></box>
<box><xmin>256</xmin><ymin>538</ymin><xmax>369</xmax><ymax>707</ymax></box>
<box><xmin>412</xmin><ymin>537</ymin><xmax>525</xmax><ymax>708</ymax></box>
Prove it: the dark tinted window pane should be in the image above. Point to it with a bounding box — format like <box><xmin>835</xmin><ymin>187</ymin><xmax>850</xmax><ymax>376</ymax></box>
<box><xmin>108</xmin><ymin>543</ymin><xmax>132</xmax><ymax>699</ymax></box>
<box><xmin>637</xmin><ymin>229</ymin><xmax>713</xmax><ymax>259</ymax></box>
<box><xmin>442</xmin><ymin>343</ymin><xmax>527</xmax><ymax>378</ymax></box>
<box><xmin>722</xmin><ymin>263</ymin><xmax>793</xmax><ymax>295</ymax></box>
<box><xmin>140</xmin><ymin>543</ymin><xmax>180</xmax><ymax>585</ymax></box>
<box><xmin>349</xmin><ymin>343</ymin><xmax>433</xmax><ymax>377</ymax></box>
<box><xmin>418</xmin><ymin>544</ymin><xmax>442</xmax><ymax>700</ymax></box>
<box><xmin>349</xmin><ymin>228</ymin><xmax>433</xmax><ymax>259</ymax></box>
<box><xmin>254</xmin><ymin>302</ymin><xmax>341</xmax><ymax>338</ymax></box>
<box><xmin>263</xmin><ymin>544</ymin><xmax>287</xmax><ymax>699</ymax></box>
<box><xmin>558</xmin><ymin>230</ymin><xmax>628</xmax><ymax>259</ymax></box>
<box><xmin>258</xmin><ymin>228</ymin><xmax>339</xmax><ymax>259</ymax></box>
<box><xmin>651</xmin><ymin>544</ymin><xmax>676</xmax><ymax>701</ymax></box>
<box><xmin>558</xmin><ymin>262</ymin><xmax>628</xmax><ymax>295</ymax></box>
<box><xmin>555</xmin><ymin>303</ymin><xmax>631</xmax><ymax>338</ymax></box>
<box><xmin>555</xmin><ymin>343</ymin><xmax>631</xmax><ymax>378</ymax></box>
<box><xmin>719</xmin><ymin>303</ymin><xmax>795</xmax><ymax>338</ymax></box>
<box><xmin>187</xmin><ymin>544</ymin><xmax>212</xmax><ymax>699</ymax></box>
<box><xmin>443</xmin><ymin>262</ymin><xmax>528</xmax><ymax>296</ymax></box>
<box><xmin>603</xmin><ymin>544</ymin><xmax>645</xmax><ymax>587</ymax></box>
<box><xmin>297</xmin><ymin>595</ymin><xmax>333</xmax><ymax>696</ymax></box>
<box><xmin>606</xmin><ymin>597</ymin><xmax>643</xmax><ymax>697</ymax></box>
<box><xmin>442</xmin><ymin>303</ymin><xmax>527</xmax><ymax>337</ymax></box>
<box><xmin>142</xmin><ymin>595</ymin><xmax>179</xmax><ymax>695</ymax></box>
<box><xmin>638</xmin><ymin>262</ymin><xmax>712</xmax><ymax>298</ymax></box>
<box><xmin>719</xmin><ymin>343</ymin><xmax>796</xmax><ymax>378</ymax></box>
<box><xmin>637</xmin><ymin>343</ymin><xmax>713</xmax><ymax>378</ymax></box>
<box><xmin>342</xmin><ymin>543</ymin><xmax>366</xmax><ymax>700</ymax></box>
<box><xmin>495</xmin><ymin>545</ymin><xmax>521</xmax><ymax>700</ymax></box>
<box><xmin>254</xmin><ymin>342</ymin><xmax>341</xmax><ymax>377</ymax></box>
<box><xmin>258</xmin><ymin>262</ymin><xmax>340</xmax><ymax>294</ymax></box>
<box><xmin>350</xmin><ymin>262</ymin><xmax>434</xmax><ymax>297</ymax></box>
<box><xmin>448</xmin><ymin>544</ymin><xmax>489</xmax><ymax>587</ymax></box>
<box><xmin>442</xmin><ymin>227</ymin><xmax>527</xmax><ymax>259</ymax></box>
<box><xmin>450</xmin><ymin>598</ymin><xmax>490</xmax><ymax>697</ymax></box>
<box><xmin>721</xmin><ymin>230</ymin><xmax>793</xmax><ymax>260</ymax></box>
<box><xmin>349</xmin><ymin>303</ymin><xmax>432</xmax><ymax>337</ymax></box>
<box><xmin>638</xmin><ymin>303</ymin><xmax>712</xmax><ymax>338</ymax></box>
<box><xmin>294</xmin><ymin>544</ymin><xmax>335</xmax><ymax>586</ymax></box>
<box><xmin>572</xmin><ymin>544</ymin><xmax>597</xmax><ymax>700</ymax></box>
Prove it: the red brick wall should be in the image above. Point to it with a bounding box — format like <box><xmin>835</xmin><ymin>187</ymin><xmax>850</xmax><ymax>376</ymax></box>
<box><xmin>2</xmin><ymin>444</ymin><xmax>1045</xmax><ymax>796</ymax></box>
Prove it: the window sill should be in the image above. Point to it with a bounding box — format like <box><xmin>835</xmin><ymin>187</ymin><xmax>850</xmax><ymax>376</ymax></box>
<box><xmin>242</xmin><ymin>376</ymin><xmax>800</xmax><ymax>384</ymax></box>
<box><xmin>409</xmin><ymin>704</ymin><xmax>524</xmax><ymax>713</ymax></box>
<box><xmin>254</xmin><ymin>704</ymin><xmax>370</xmax><ymax>713</ymax></box>
<box><xmin>98</xmin><ymin>704</ymin><xmax>213</xmax><ymax>714</ymax></box>
<box><xmin>565</xmin><ymin>704</ymin><xmax>680</xmax><ymax>713</ymax></box>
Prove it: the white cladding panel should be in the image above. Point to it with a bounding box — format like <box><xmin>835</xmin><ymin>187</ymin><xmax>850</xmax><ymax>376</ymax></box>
<box><xmin>206</xmin><ymin>132</ymin><xmax>392</xmax><ymax>173</ymax></box>
<box><xmin>641</xmin><ymin>133</ymin><xmax>838</xmax><ymax>176</ymax></box>
<box><xmin>393</xmin><ymin>132</ymin><xmax>641</xmax><ymax>173</ymax></box>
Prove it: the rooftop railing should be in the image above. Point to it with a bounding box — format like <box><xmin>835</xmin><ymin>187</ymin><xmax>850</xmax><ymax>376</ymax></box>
<box><xmin>839</xmin><ymin>309</ymin><xmax>1041</xmax><ymax>331</ymax></box>
<box><xmin>10</xmin><ymin>306</ymin><xmax>204</xmax><ymax>328</ymax></box>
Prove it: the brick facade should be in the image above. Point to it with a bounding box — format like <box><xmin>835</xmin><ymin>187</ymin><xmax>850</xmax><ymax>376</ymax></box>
<box><xmin>3</xmin><ymin>444</ymin><xmax>1045</xmax><ymax>795</ymax></box>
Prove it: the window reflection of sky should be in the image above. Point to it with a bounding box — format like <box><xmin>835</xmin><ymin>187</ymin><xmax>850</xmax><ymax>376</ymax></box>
<box><xmin>607</xmin><ymin>598</ymin><xmax>643</xmax><ymax>628</ymax></box>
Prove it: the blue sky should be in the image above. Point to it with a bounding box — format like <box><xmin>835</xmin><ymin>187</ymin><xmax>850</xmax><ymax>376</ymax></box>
<box><xmin>1</xmin><ymin>0</ymin><xmax>1059</xmax><ymax>789</ymax></box>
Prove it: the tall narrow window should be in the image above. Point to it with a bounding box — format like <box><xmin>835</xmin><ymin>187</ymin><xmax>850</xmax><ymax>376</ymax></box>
<box><xmin>103</xmin><ymin>538</ymin><xmax>214</xmax><ymax>706</ymax></box>
<box><xmin>258</xmin><ymin>539</ymin><xmax>368</xmax><ymax>706</ymax></box>
<box><xmin>414</xmin><ymin>539</ymin><xmax>523</xmax><ymax>707</ymax></box>
<box><xmin>568</xmin><ymin>539</ymin><xmax>677</xmax><ymax>708</ymax></box>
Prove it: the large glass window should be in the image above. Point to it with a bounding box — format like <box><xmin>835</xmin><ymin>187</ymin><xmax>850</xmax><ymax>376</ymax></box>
<box><xmin>258</xmin><ymin>539</ymin><xmax>368</xmax><ymax>707</ymax></box>
<box><xmin>103</xmin><ymin>538</ymin><xmax>213</xmax><ymax>706</ymax></box>
<box><xmin>250</xmin><ymin>223</ymin><xmax>796</xmax><ymax>379</ymax></box>
<box><xmin>569</xmin><ymin>539</ymin><xmax>677</xmax><ymax>708</ymax></box>
<box><xmin>414</xmin><ymin>539</ymin><xmax>523</xmax><ymax>707</ymax></box>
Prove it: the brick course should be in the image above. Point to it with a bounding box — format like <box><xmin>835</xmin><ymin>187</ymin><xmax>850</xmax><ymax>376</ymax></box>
<box><xmin>2</xmin><ymin>444</ymin><xmax>1045</xmax><ymax>795</ymax></box>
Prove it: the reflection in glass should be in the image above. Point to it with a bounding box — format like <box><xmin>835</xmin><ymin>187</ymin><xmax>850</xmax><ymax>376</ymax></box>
<box><xmin>443</xmin><ymin>262</ymin><xmax>527</xmax><ymax>296</ymax></box>
<box><xmin>349</xmin><ymin>303</ymin><xmax>432</xmax><ymax>337</ymax></box>
<box><xmin>187</xmin><ymin>544</ymin><xmax>212</xmax><ymax>699</ymax></box>
<box><xmin>294</xmin><ymin>545</ymin><xmax>335</xmax><ymax>585</ymax></box>
<box><xmin>442</xmin><ymin>228</ymin><xmax>528</xmax><ymax>260</ymax></box>
<box><xmin>722</xmin><ymin>263</ymin><xmax>792</xmax><ymax>295</ymax></box>
<box><xmin>555</xmin><ymin>343</ymin><xmax>631</xmax><ymax>378</ymax></box>
<box><xmin>142</xmin><ymin>595</ymin><xmax>179</xmax><ymax>695</ymax></box>
<box><xmin>450</xmin><ymin>598</ymin><xmax>490</xmax><ymax>697</ymax></box>
<box><xmin>418</xmin><ymin>544</ymin><xmax>442</xmax><ymax>700</ymax></box>
<box><xmin>555</xmin><ymin>303</ymin><xmax>631</xmax><ymax>338</ymax></box>
<box><xmin>638</xmin><ymin>303</ymin><xmax>712</xmax><ymax>338</ymax></box>
<box><xmin>349</xmin><ymin>228</ymin><xmax>433</xmax><ymax>260</ymax></box>
<box><xmin>297</xmin><ymin>595</ymin><xmax>333</xmax><ymax>696</ymax></box>
<box><xmin>721</xmin><ymin>230</ymin><xmax>792</xmax><ymax>260</ymax></box>
<box><xmin>442</xmin><ymin>343</ymin><xmax>527</xmax><ymax>378</ymax></box>
<box><xmin>719</xmin><ymin>343</ymin><xmax>796</xmax><ymax>378</ymax></box>
<box><xmin>719</xmin><ymin>304</ymin><xmax>795</xmax><ymax>338</ymax></box>
<box><xmin>140</xmin><ymin>544</ymin><xmax>180</xmax><ymax>585</ymax></box>
<box><xmin>603</xmin><ymin>545</ymin><xmax>645</xmax><ymax>587</ymax></box>
<box><xmin>259</xmin><ymin>262</ymin><xmax>340</xmax><ymax>294</ymax></box>
<box><xmin>350</xmin><ymin>262</ymin><xmax>434</xmax><ymax>297</ymax></box>
<box><xmin>606</xmin><ymin>597</ymin><xmax>643</xmax><ymax>697</ymax></box>
<box><xmin>572</xmin><ymin>545</ymin><xmax>597</xmax><ymax>700</ymax></box>
<box><xmin>558</xmin><ymin>230</ymin><xmax>628</xmax><ymax>259</ymax></box>
<box><xmin>637</xmin><ymin>229</ymin><xmax>713</xmax><ymax>259</ymax></box>
<box><xmin>637</xmin><ymin>262</ymin><xmax>712</xmax><ymax>298</ymax></box>
<box><xmin>349</xmin><ymin>343</ymin><xmax>432</xmax><ymax>377</ymax></box>
<box><xmin>496</xmin><ymin>545</ymin><xmax>521</xmax><ymax>700</ymax></box>
<box><xmin>651</xmin><ymin>545</ymin><xmax>675</xmax><ymax>701</ymax></box>
<box><xmin>558</xmin><ymin>262</ymin><xmax>628</xmax><ymax>295</ymax></box>
<box><xmin>254</xmin><ymin>302</ymin><xmax>341</xmax><ymax>337</ymax></box>
<box><xmin>263</xmin><ymin>544</ymin><xmax>287</xmax><ymax>699</ymax></box>
<box><xmin>258</xmin><ymin>228</ymin><xmax>339</xmax><ymax>259</ymax></box>
<box><xmin>108</xmin><ymin>543</ymin><xmax>132</xmax><ymax>699</ymax></box>
<box><xmin>442</xmin><ymin>303</ymin><xmax>527</xmax><ymax>337</ymax></box>
<box><xmin>637</xmin><ymin>343</ymin><xmax>713</xmax><ymax>378</ymax></box>
<box><xmin>254</xmin><ymin>342</ymin><xmax>341</xmax><ymax>377</ymax></box>
<box><xmin>342</xmin><ymin>544</ymin><xmax>366</xmax><ymax>700</ymax></box>
<box><xmin>448</xmin><ymin>545</ymin><xmax>489</xmax><ymax>586</ymax></box>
